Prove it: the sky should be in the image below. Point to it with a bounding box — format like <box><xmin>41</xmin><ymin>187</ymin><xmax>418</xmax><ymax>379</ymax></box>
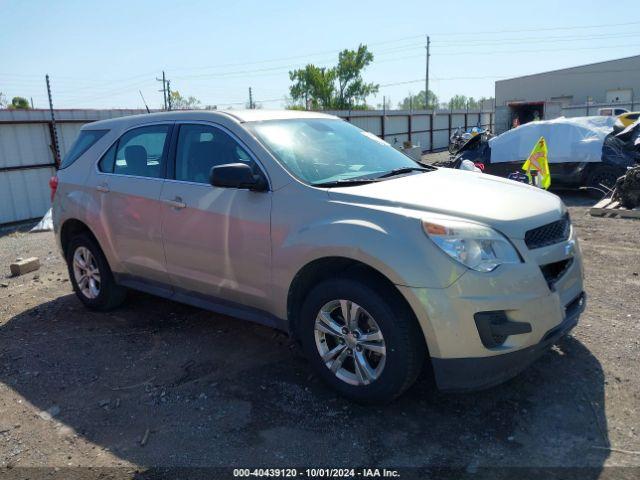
<box><xmin>1</xmin><ymin>0</ymin><xmax>639</xmax><ymax>110</ymax></box>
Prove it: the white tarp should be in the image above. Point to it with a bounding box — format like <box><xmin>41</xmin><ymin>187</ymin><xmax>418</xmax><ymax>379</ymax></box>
<box><xmin>488</xmin><ymin>116</ymin><xmax>616</xmax><ymax>164</ymax></box>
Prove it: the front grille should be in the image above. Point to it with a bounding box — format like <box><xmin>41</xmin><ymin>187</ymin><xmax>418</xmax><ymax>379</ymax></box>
<box><xmin>540</xmin><ymin>258</ymin><xmax>573</xmax><ymax>289</ymax></box>
<box><xmin>525</xmin><ymin>213</ymin><xmax>571</xmax><ymax>249</ymax></box>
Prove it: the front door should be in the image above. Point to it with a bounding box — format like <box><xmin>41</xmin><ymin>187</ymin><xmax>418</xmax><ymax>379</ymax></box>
<box><xmin>90</xmin><ymin>123</ymin><xmax>173</xmax><ymax>286</ymax></box>
<box><xmin>160</xmin><ymin>123</ymin><xmax>272</xmax><ymax>311</ymax></box>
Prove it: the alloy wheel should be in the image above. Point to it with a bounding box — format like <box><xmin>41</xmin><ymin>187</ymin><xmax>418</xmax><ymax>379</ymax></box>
<box><xmin>72</xmin><ymin>246</ymin><xmax>101</xmax><ymax>299</ymax></box>
<box><xmin>314</xmin><ymin>299</ymin><xmax>386</xmax><ymax>386</ymax></box>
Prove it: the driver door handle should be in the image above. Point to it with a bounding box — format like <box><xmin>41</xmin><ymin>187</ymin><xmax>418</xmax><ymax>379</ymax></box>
<box><xmin>96</xmin><ymin>184</ymin><xmax>109</xmax><ymax>193</ymax></box>
<box><xmin>164</xmin><ymin>197</ymin><xmax>186</xmax><ymax>210</ymax></box>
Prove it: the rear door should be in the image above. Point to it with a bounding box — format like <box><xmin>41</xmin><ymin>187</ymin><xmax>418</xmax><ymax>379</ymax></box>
<box><xmin>91</xmin><ymin>123</ymin><xmax>173</xmax><ymax>287</ymax></box>
<box><xmin>160</xmin><ymin>122</ymin><xmax>272</xmax><ymax>311</ymax></box>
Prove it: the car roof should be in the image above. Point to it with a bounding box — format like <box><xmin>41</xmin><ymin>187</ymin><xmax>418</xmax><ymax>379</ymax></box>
<box><xmin>84</xmin><ymin>109</ymin><xmax>338</xmax><ymax>130</ymax></box>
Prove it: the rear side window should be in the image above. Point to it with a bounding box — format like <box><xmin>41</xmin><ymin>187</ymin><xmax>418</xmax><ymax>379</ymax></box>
<box><xmin>112</xmin><ymin>125</ymin><xmax>170</xmax><ymax>178</ymax></box>
<box><xmin>60</xmin><ymin>130</ymin><xmax>108</xmax><ymax>169</ymax></box>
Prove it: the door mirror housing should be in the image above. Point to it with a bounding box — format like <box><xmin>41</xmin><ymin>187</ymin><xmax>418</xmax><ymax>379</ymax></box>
<box><xmin>209</xmin><ymin>163</ymin><xmax>268</xmax><ymax>191</ymax></box>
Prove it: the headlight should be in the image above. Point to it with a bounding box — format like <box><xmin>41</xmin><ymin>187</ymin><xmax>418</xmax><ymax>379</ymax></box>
<box><xmin>422</xmin><ymin>218</ymin><xmax>521</xmax><ymax>272</ymax></box>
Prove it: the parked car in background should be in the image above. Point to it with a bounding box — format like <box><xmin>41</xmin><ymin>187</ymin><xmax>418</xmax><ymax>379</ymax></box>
<box><xmin>454</xmin><ymin>116</ymin><xmax>639</xmax><ymax>195</ymax></box>
<box><xmin>52</xmin><ymin>110</ymin><xmax>585</xmax><ymax>403</ymax></box>
<box><xmin>598</xmin><ymin>107</ymin><xmax>629</xmax><ymax>117</ymax></box>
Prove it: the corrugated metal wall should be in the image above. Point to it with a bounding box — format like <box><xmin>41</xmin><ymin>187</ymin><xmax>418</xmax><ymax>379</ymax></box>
<box><xmin>328</xmin><ymin>109</ymin><xmax>494</xmax><ymax>152</ymax></box>
<box><xmin>0</xmin><ymin>108</ymin><xmax>494</xmax><ymax>225</ymax></box>
<box><xmin>0</xmin><ymin>109</ymin><xmax>147</xmax><ymax>225</ymax></box>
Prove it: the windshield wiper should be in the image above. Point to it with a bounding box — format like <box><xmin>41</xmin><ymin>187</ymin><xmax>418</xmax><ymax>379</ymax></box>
<box><xmin>374</xmin><ymin>166</ymin><xmax>431</xmax><ymax>179</ymax></box>
<box><xmin>312</xmin><ymin>178</ymin><xmax>380</xmax><ymax>188</ymax></box>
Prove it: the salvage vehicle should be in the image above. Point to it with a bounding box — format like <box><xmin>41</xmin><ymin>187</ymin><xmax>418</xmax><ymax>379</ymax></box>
<box><xmin>455</xmin><ymin>116</ymin><xmax>639</xmax><ymax>195</ymax></box>
<box><xmin>616</xmin><ymin>111</ymin><xmax>640</xmax><ymax>128</ymax></box>
<box><xmin>598</xmin><ymin>107</ymin><xmax>629</xmax><ymax>117</ymax></box>
<box><xmin>52</xmin><ymin>110</ymin><xmax>586</xmax><ymax>403</ymax></box>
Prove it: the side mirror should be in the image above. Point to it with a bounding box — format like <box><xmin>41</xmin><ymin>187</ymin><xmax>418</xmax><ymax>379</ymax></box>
<box><xmin>209</xmin><ymin>163</ymin><xmax>268</xmax><ymax>191</ymax></box>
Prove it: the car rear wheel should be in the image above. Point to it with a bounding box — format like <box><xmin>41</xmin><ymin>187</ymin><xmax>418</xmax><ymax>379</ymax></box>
<box><xmin>66</xmin><ymin>233</ymin><xmax>126</xmax><ymax>311</ymax></box>
<box><xmin>299</xmin><ymin>277</ymin><xmax>426</xmax><ymax>404</ymax></box>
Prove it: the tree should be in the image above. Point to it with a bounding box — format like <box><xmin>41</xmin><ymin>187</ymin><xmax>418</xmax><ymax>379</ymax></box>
<box><xmin>443</xmin><ymin>95</ymin><xmax>495</xmax><ymax>110</ymax></box>
<box><xmin>288</xmin><ymin>44</ymin><xmax>378</xmax><ymax>110</ymax></box>
<box><xmin>398</xmin><ymin>90</ymin><xmax>438</xmax><ymax>110</ymax></box>
<box><xmin>8</xmin><ymin>96</ymin><xmax>30</xmax><ymax>110</ymax></box>
<box><xmin>289</xmin><ymin>64</ymin><xmax>336</xmax><ymax>110</ymax></box>
<box><xmin>0</xmin><ymin>92</ymin><xmax>6</xmax><ymax>108</ymax></box>
<box><xmin>168</xmin><ymin>91</ymin><xmax>201</xmax><ymax>110</ymax></box>
<box><xmin>447</xmin><ymin>94</ymin><xmax>469</xmax><ymax>110</ymax></box>
<box><xmin>334</xmin><ymin>44</ymin><xmax>378</xmax><ymax>109</ymax></box>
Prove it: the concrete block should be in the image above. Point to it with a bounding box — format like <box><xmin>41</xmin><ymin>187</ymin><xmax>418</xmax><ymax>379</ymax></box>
<box><xmin>9</xmin><ymin>257</ymin><xmax>40</xmax><ymax>276</ymax></box>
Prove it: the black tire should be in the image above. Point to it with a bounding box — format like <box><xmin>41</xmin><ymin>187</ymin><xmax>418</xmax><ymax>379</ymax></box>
<box><xmin>586</xmin><ymin>165</ymin><xmax>622</xmax><ymax>198</ymax></box>
<box><xmin>298</xmin><ymin>277</ymin><xmax>426</xmax><ymax>404</ymax></box>
<box><xmin>66</xmin><ymin>233</ymin><xmax>127</xmax><ymax>311</ymax></box>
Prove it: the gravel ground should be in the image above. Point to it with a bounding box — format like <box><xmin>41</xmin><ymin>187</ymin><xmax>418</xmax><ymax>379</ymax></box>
<box><xmin>0</xmin><ymin>187</ymin><xmax>638</xmax><ymax>478</ymax></box>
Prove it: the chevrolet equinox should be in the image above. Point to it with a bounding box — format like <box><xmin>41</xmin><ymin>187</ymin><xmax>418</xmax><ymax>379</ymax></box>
<box><xmin>52</xmin><ymin>110</ymin><xmax>586</xmax><ymax>403</ymax></box>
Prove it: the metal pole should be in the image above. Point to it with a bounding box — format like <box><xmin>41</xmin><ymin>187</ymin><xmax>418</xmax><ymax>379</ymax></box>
<box><xmin>249</xmin><ymin>87</ymin><xmax>253</xmax><ymax>109</ymax></box>
<box><xmin>156</xmin><ymin>71</ymin><xmax>167</xmax><ymax>110</ymax></box>
<box><xmin>162</xmin><ymin>71</ymin><xmax>166</xmax><ymax>110</ymax></box>
<box><xmin>425</xmin><ymin>35</ymin><xmax>430</xmax><ymax>110</ymax></box>
<box><xmin>45</xmin><ymin>74</ymin><xmax>61</xmax><ymax>168</ymax></box>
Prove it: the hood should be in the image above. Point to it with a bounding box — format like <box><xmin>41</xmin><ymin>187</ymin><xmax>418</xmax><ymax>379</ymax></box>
<box><xmin>327</xmin><ymin>168</ymin><xmax>565</xmax><ymax>239</ymax></box>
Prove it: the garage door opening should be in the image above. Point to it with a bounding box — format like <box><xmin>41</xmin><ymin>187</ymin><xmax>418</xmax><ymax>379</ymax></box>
<box><xmin>509</xmin><ymin>102</ymin><xmax>544</xmax><ymax>129</ymax></box>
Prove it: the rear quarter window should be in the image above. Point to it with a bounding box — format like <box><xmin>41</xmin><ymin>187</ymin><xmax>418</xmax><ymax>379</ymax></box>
<box><xmin>60</xmin><ymin>129</ymin><xmax>109</xmax><ymax>169</ymax></box>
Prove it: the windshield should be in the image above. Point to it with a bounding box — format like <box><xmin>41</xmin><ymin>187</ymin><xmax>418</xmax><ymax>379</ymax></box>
<box><xmin>246</xmin><ymin>118</ymin><xmax>421</xmax><ymax>185</ymax></box>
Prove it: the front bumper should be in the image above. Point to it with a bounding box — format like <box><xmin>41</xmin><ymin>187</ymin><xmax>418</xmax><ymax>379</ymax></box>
<box><xmin>396</xmin><ymin>228</ymin><xmax>585</xmax><ymax>391</ymax></box>
<box><xmin>431</xmin><ymin>292</ymin><xmax>585</xmax><ymax>391</ymax></box>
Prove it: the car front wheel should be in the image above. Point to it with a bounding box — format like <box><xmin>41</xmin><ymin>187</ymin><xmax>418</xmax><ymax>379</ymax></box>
<box><xmin>299</xmin><ymin>277</ymin><xmax>426</xmax><ymax>404</ymax></box>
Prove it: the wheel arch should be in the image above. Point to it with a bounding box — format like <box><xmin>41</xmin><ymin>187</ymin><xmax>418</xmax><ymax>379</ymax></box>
<box><xmin>60</xmin><ymin>218</ymin><xmax>101</xmax><ymax>258</ymax></box>
<box><xmin>286</xmin><ymin>256</ymin><xmax>423</xmax><ymax>343</ymax></box>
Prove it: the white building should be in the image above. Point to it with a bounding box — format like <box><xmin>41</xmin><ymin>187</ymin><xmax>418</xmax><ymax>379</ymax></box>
<box><xmin>494</xmin><ymin>55</ymin><xmax>640</xmax><ymax>133</ymax></box>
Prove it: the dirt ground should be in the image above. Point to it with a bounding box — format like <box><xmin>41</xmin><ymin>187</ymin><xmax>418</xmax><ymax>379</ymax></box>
<box><xmin>0</xmin><ymin>186</ymin><xmax>639</xmax><ymax>478</ymax></box>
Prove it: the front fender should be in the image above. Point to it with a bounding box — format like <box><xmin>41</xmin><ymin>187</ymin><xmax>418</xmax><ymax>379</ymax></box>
<box><xmin>270</xmin><ymin>212</ymin><xmax>465</xmax><ymax>319</ymax></box>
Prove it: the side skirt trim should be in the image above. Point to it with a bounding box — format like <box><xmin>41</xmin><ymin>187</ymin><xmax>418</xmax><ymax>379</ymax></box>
<box><xmin>114</xmin><ymin>273</ymin><xmax>288</xmax><ymax>333</ymax></box>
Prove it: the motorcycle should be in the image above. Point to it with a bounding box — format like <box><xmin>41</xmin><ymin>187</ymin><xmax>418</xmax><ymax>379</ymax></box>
<box><xmin>449</xmin><ymin>126</ymin><xmax>492</xmax><ymax>155</ymax></box>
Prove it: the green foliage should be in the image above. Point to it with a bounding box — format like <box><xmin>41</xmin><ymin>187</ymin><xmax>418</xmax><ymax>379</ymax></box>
<box><xmin>8</xmin><ymin>96</ymin><xmax>30</xmax><ymax>110</ymax></box>
<box><xmin>169</xmin><ymin>91</ymin><xmax>201</xmax><ymax>110</ymax></box>
<box><xmin>288</xmin><ymin>44</ymin><xmax>378</xmax><ymax>110</ymax></box>
<box><xmin>445</xmin><ymin>95</ymin><xmax>494</xmax><ymax>110</ymax></box>
<box><xmin>398</xmin><ymin>90</ymin><xmax>438</xmax><ymax>110</ymax></box>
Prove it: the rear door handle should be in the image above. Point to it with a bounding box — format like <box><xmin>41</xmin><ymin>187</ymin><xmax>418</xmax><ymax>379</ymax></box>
<box><xmin>96</xmin><ymin>184</ymin><xmax>110</xmax><ymax>193</ymax></box>
<box><xmin>164</xmin><ymin>197</ymin><xmax>186</xmax><ymax>210</ymax></box>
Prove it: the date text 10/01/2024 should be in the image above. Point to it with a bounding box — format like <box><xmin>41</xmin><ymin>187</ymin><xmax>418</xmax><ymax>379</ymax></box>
<box><xmin>233</xmin><ymin>468</ymin><xmax>401</xmax><ymax>478</ymax></box>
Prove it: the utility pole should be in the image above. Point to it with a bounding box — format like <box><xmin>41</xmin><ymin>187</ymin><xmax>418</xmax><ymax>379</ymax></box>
<box><xmin>249</xmin><ymin>87</ymin><xmax>254</xmax><ymax>109</ymax></box>
<box><xmin>45</xmin><ymin>74</ymin><xmax>61</xmax><ymax>168</ymax></box>
<box><xmin>425</xmin><ymin>35</ymin><xmax>430</xmax><ymax>110</ymax></box>
<box><xmin>166</xmin><ymin>80</ymin><xmax>172</xmax><ymax>110</ymax></box>
<box><xmin>30</xmin><ymin>97</ymin><xmax>34</xmax><ymax>109</ymax></box>
<box><xmin>156</xmin><ymin>71</ymin><xmax>167</xmax><ymax>110</ymax></box>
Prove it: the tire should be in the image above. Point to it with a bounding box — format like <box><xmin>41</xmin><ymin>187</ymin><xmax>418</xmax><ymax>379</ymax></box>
<box><xmin>66</xmin><ymin>233</ymin><xmax>127</xmax><ymax>311</ymax></box>
<box><xmin>586</xmin><ymin>165</ymin><xmax>622</xmax><ymax>198</ymax></box>
<box><xmin>298</xmin><ymin>277</ymin><xmax>426</xmax><ymax>404</ymax></box>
